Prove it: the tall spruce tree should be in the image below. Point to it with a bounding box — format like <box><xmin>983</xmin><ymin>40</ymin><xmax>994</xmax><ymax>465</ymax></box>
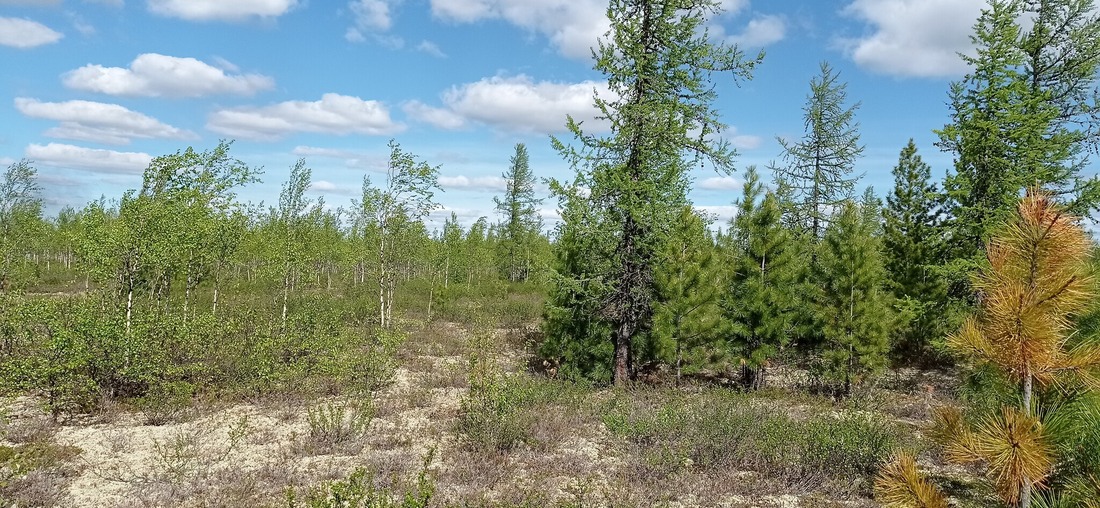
<box><xmin>547</xmin><ymin>0</ymin><xmax>761</xmax><ymax>385</ymax></box>
<box><xmin>494</xmin><ymin>143</ymin><xmax>543</xmax><ymax>282</ymax></box>
<box><xmin>773</xmin><ymin>61</ymin><xmax>864</xmax><ymax>241</ymax></box>
<box><xmin>883</xmin><ymin>140</ymin><xmax>947</xmax><ymax>362</ymax></box>
<box><xmin>814</xmin><ymin>200</ymin><xmax>890</xmax><ymax>395</ymax></box>
<box><xmin>722</xmin><ymin>167</ymin><xmax>799</xmax><ymax>390</ymax></box>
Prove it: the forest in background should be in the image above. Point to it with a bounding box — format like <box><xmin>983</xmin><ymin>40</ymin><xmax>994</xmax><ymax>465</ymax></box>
<box><xmin>3</xmin><ymin>0</ymin><xmax>1100</xmax><ymax>507</ymax></box>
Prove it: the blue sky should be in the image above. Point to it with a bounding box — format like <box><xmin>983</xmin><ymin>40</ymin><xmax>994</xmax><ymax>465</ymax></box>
<box><xmin>1</xmin><ymin>0</ymin><xmax>1005</xmax><ymax>228</ymax></box>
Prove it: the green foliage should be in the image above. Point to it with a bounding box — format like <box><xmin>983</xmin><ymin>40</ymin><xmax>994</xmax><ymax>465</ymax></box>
<box><xmin>304</xmin><ymin>398</ymin><xmax>376</xmax><ymax>452</ymax></box>
<box><xmin>0</xmin><ymin>160</ymin><xmax>44</xmax><ymax>290</ymax></box>
<box><xmin>286</xmin><ymin>449</ymin><xmax>435</xmax><ymax>508</ymax></box>
<box><xmin>772</xmin><ymin>61</ymin><xmax>864</xmax><ymax>240</ymax></box>
<box><xmin>549</xmin><ymin>0</ymin><xmax>760</xmax><ymax>385</ymax></box>
<box><xmin>722</xmin><ymin>167</ymin><xmax>802</xmax><ymax>389</ymax></box>
<box><xmin>882</xmin><ymin>140</ymin><xmax>952</xmax><ymax>364</ymax></box>
<box><xmin>813</xmin><ymin>201</ymin><xmax>891</xmax><ymax>394</ymax></box>
<box><xmin>600</xmin><ymin>389</ymin><xmax>900</xmax><ymax>490</ymax></box>
<box><xmin>494</xmin><ymin>143</ymin><xmax>544</xmax><ymax>283</ymax></box>
<box><xmin>650</xmin><ymin>206</ymin><xmax>720</xmax><ymax>378</ymax></box>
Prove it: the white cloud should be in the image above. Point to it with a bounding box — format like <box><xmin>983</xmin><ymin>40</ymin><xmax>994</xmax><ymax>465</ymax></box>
<box><xmin>63</xmin><ymin>53</ymin><xmax>275</xmax><ymax>97</ymax></box>
<box><xmin>841</xmin><ymin>0</ymin><xmax>984</xmax><ymax>78</ymax></box>
<box><xmin>438</xmin><ymin>175</ymin><xmax>508</xmax><ymax>191</ymax></box>
<box><xmin>345</xmin><ymin>0</ymin><xmax>405</xmax><ymax>44</ymax></box>
<box><xmin>15</xmin><ymin>97</ymin><xmax>195</xmax><ymax>145</ymax></box>
<box><xmin>25</xmin><ymin>143</ymin><xmax>151</xmax><ymax>174</ymax></box>
<box><xmin>210</xmin><ymin>56</ymin><xmax>240</xmax><ymax>72</ymax></box>
<box><xmin>0</xmin><ymin>17</ymin><xmax>63</xmax><ymax>48</ymax></box>
<box><xmin>696</xmin><ymin>204</ymin><xmax>738</xmax><ymax>224</ymax></box>
<box><xmin>208</xmin><ymin>94</ymin><xmax>404</xmax><ymax>141</ymax></box>
<box><xmin>308</xmin><ymin>180</ymin><xmax>358</xmax><ymax>196</ymax></box>
<box><xmin>729</xmin><ymin>14</ymin><xmax>786</xmax><ymax>47</ymax></box>
<box><xmin>147</xmin><ymin>0</ymin><xmax>298</xmax><ymax>21</ymax></box>
<box><xmin>0</xmin><ymin>157</ymin><xmax>15</xmax><ymax>167</ymax></box>
<box><xmin>430</xmin><ymin>0</ymin><xmax>609</xmax><ymax>59</ymax></box>
<box><xmin>402</xmin><ymin>100</ymin><xmax>466</xmax><ymax>130</ymax></box>
<box><xmin>698</xmin><ymin>176</ymin><xmax>740</xmax><ymax>190</ymax></box>
<box><xmin>349</xmin><ymin>0</ymin><xmax>393</xmax><ymax>31</ymax></box>
<box><xmin>730</xmin><ymin>134</ymin><xmax>762</xmax><ymax>150</ymax></box>
<box><xmin>292</xmin><ymin>145</ymin><xmax>388</xmax><ymax>170</ymax></box>
<box><xmin>435</xmin><ymin>75</ymin><xmax>611</xmax><ymax>134</ymax></box>
<box><xmin>416</xmin><ymin>40</ymin><xmax>446</xmax><ymax>58</ymax></box>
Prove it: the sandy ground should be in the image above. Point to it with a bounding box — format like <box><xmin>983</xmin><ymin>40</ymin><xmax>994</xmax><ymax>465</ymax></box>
<box><xmin>0</xmin><ymin>322</ymin><xmax>957</xmax><ymax>507</ymax></box>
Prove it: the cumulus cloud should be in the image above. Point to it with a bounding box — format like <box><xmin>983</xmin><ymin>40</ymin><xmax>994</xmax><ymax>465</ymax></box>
<box><xmin>292</xmin><ymin>145</ymin><xmax>388</xmax><ymax>171</ymax></box>
<box><xmin>841</xmin><ymin>0</ymin><xmax>985</xmax><ymax>78</ymax></box>
<box><xmin>416</xmin><ymin>75</ymin><xmax>610</xmax><ymax>134</ymax></box>
<box><xmin>25</xmin><ymin>143</ymin><xmax>152</xmax><ymax>174</ymax></box>
<box><xmin>0</xmin><ymin>17</ymin><xmax>63</xmax><ymax>48</ymax></box>
<box><xmin>728</xmin><ymin>14</ymin><xmax>786</xmax><ymax>47</ymax></box>
<box><xmin>438</xmin><ymin>175</ymin><xmax>508</xmax><ymax>191</ymax></box>
<box><xmin>63</xmin><ymin>53</ymin><xmax>275</xmax><ymax>98</ymax></box>
<box><xmin>208</xmin><ymin>94</ymin><xmax>404</xmax><ymax>141</ymax></box>
<box><xmin>697</xmin><ymin>176</ymin><xmax>741</xmax><ymax>191</ymax></box>
<box><xmin>416</xmin><ymin>40</ymin><xmax>446</xmax><ymax>58</ymax></box>
<box><xmin>15</xmin><ymin>97</ymin><xmax>195</xmax><ymax>145</ymax></box>
<box><xmin>147</xmin><ymin>0</ymin><xmax>298</xmax><ymax>21</ymax></box>
<box><xmin>696</xmin><ymin>204</ymin><xmax>738</xmax><ymax>224</ymax></box>
<box><xmin>430</xmin><ymin>0</ymin><xmax>609</xmax><ymax>59</ymax></box>
<box><xmin>402</xmin><ymin>100</ymin><xmax>467</xmax><ymax>130</ymax></box>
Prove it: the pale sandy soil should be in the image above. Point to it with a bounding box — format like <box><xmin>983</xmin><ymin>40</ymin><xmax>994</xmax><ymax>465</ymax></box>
<box><xmin>1</xmin><ymin>322</ymin><xmax>966</xmax><ymax>507</ymax></box>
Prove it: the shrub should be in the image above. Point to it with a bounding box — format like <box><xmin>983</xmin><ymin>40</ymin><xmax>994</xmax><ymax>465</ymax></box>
<box><xmin>286</xmin><ymin>449</ymin><xmax>435</xmax><ymax>508</ymax></box>
<box><xmin>304</xmin><ymin>398</ymin><xmax>375</xmax><ymax>454</ymax></box>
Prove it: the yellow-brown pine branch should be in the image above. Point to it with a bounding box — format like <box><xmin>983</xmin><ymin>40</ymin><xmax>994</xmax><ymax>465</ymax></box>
<box><xmin>971</xmin><ymin>406</ymin><xmax>1054</xmax><ymax>506</ymax></box>
<box><xmin>949</xmin><ymin>189</ymin><xmax>1095</xmax><ymax>389</ymax></box>
<box><xmin>875</xmin><ymin>451</ymin><xmax>950</xmax><ymax>508</ymax></box>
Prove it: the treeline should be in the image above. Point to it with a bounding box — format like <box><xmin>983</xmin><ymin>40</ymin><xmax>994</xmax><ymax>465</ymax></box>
<box><xmin>539</xmin><ymin>0</ymin><xmax>1100</xmax><ymax>396</ymax></box>
<box><xmin>0</xmin><ymin>141</ymin><xmax>550</xmax><ymax>418</ymax></box>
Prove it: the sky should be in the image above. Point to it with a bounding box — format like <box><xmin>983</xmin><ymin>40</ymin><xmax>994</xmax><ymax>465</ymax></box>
<box><xmin>0</xmin><ymin>0</ymin><xmax>1021</xmax><ymax>229</ymax></box>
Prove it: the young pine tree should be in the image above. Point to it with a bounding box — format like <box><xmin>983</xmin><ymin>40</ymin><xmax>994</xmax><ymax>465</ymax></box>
<box><xmin>877</xmin><ymin>190</ymin><xmax>1100</xmax><ymax>508</ymax></box>
<box><xmin>813</xmin><ymin>200</ymin><xmax>890</xmax><ymax>395</ymax></box>
<box><xmin>722</xmin><ymin>167</ymin><xmax>800</xmax><ymax>390</ymax></box>
<box><xmin>882</xmin><ymin>140</ymin><xmax>948</xmax><ymax>364</ymax></box>
<box><xmin>652</xmin><ymin>206</ymin><xmax>720</xmax><ymax>381</ymax></box>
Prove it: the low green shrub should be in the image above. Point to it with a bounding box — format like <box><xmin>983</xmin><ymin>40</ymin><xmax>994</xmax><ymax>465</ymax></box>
<box><xmin>304</xmin><ymin>398</ymin><xmax>375</xmax><ymax>453</ymax></box>
<box><xmin>286</xmin><ymin>449</ymin><xmax>435</xmax><ymax>508</ymax></box>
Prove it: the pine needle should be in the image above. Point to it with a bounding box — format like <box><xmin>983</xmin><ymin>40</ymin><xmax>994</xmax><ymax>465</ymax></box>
<box><xmin>874</xmin><ymin>451</ymin><xmax>950</xmax><ymax>508</ymax></box>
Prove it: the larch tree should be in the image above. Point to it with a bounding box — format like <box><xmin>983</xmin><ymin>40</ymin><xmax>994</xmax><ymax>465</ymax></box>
<box><xmin>773</xmin><ymin>61</ymin><xmax>864</xmax><ymax>242</ymax></box>
<box><xmin>494</xmin><ymin>143</ymin><xmax>543</xmax><ymax>282</ymax></box>
<box><xmin>937</xmin><ymin>0</ymin><xmax>1100</xmax><ymax>270</ymax></box>
<box><xmin>1020</xmin><ymin>0</ymin><xmax>1100</xmax><ymax>213</ymax></box>
<box><xmin>722</xmin><ymin>166</ymin><xmax>800</xmax><ymax>390</ymax></box>
<box><xmin>548</xmin><ymin>0</ymin><xmax>761</xmax><ymax>385</ymax></box>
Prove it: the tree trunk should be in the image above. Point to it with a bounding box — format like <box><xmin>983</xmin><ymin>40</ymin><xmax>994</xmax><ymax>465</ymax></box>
<box><xmin>613</xmin><ymin>320</ymin><xmax>633</xmax><ymax>386</ymax></box>
<box><xmin>1020</xmin><ymin>371</ymin><xmax>1034</xmax><ymax>508</ymax></box>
